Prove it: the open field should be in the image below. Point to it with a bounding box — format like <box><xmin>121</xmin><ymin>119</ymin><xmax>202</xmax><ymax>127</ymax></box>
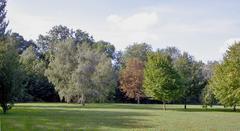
<box><xmin>0</xmin><ymin>103</ymin><xmax>240</xmax><ymax>131</ymax></box>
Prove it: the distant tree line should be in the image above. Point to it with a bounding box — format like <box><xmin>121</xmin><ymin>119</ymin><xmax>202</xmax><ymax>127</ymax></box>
<box><xmin>0</xmin><ymin>0</ymin><xmax>240</xmax><ymax>113</ymax></box>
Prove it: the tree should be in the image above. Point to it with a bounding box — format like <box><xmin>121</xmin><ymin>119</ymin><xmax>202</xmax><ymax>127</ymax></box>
<box><xmin>9</xmin><ymin>32</ymin><xmax>36</xmax><ymax>54</ymax></box>
<box><xmin>117</xmin><ymin>43</ymin><xmax>151</xmax><ymax>102</ymax></box>
<box><xmin>174</xmin><ymin>52</ymin><xmax>193</xmax><ymax>109</ymax></box>
<box><xmin>0</xmin><ymin>39</ymin><xmax>25</xmax><ymax>113</ymax></box>
<box><xmin>20</xmin><ymin>46</ymin><xmax>58</xmax><ymax>102</ymax></box>
<box><xmin>188</xmin><ymin>61</ymin><xmax>206</xmax><ymax>104</ymax></box>
<box><xmin>94</xmin><ymin>40</ymin><xmax>115</xmax><ymax>59</ymax></box>
<box><xmin>209</xmin><ymin>42</ymin><xmax>240</xmax><ymax>111</ymax></box>
<box><xmin>144</xmin><ymin>51</ymin><xmax>182</xmax><ymax>110</ymax></box>
<box><xmin>202</xmin><ymin>61</ymin><xmax>219</xmax><ymax>80</ymax></box>
<box><xmin>201</xmin><ymin>85</ymin><xmax>215</xmax><ymax>108</ymax></box>
<box><xmin>172</xmin><ymin>51</ymin><xmax>206</xmax><ymax>108</ymax></box>
<box><xmin>123</xmin><ymin>43</ymin><xmax>152</xmax><ymax>63</ymax></box>
<box><xmin>36</xmin><ymin>25</ymin><xmax>94</xmax><ymax>53</ymax></box>
<box><xmin>120</xmin><ymin>58</ymin><xmax>144</xmax><ymax>104</ymax></box>
<box><xmin>201</xmin><ymin>61</ymin><xmax>219</xmax><ymax>108</ymax></box>
<box><xmin>0</xmin><ymin>0</ymin><xmax>8</xmax><ymax>38</ymax></box>
<box><xmin>45</xmin><ymin>40</ymin><xmax>116</xmax><ymax>105</ymax></box>
<box><xmin>161</xmin><ymin>46</ymin><xmax>181</xmax><ymax>62</ymax></box>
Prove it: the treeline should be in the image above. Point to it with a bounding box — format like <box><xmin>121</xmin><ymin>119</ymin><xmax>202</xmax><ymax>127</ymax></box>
<box><xmin>0</xmin><ymin>0</ymin><xmax>240</xmax><ymax>113</ymax></box>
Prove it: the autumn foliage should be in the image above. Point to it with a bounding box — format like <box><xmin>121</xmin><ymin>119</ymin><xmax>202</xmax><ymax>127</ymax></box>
<box><xmin>120</xmin><ymin>58</ymin><xmax>144</xmax><ymax>104</ymax></box>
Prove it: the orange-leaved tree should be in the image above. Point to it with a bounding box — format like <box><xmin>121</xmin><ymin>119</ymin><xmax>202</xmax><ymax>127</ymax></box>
<box><xmin>120</xmin><ymin>58</ymin><xmax>144</xmax><ymax>104</ymax></box>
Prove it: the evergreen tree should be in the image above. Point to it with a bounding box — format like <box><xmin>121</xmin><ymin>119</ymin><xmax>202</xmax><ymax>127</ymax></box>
<box><xmin>0</xmin><ymin>0</ymin><xmax>8</xmax><ymax>38</ymax></box>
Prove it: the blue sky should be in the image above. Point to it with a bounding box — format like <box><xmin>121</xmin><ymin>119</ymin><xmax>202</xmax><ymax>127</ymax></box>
<box><xmin>6</xmin><ymin>0</ymin><xmax>240</xmax><ymax>62</ymax></box>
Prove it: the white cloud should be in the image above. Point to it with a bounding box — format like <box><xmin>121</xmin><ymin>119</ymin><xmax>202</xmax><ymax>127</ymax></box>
<box><xmin>100</xmin><ymin>12</ymin><xmax>161</xmax><ymax>51</ymax></box>
<box><xmin>107</xmin><ymin>12</ymin><xmax>159</xmax><ymax>31</ymax></box>
<box><xmin>6</xmin><ymin>1</ymin><xmax>240</xmax><ymax>62</ymax></box>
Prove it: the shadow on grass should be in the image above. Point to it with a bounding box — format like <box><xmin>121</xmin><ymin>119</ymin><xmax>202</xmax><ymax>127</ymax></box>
<box><xmin>0</xmin><ymin>106</ymin><xmax>154</xmax><ymax>130</ymax></box>
<box><xmin>15</xmin><ymin>103</ymin><xmax>165</xmax><ymax>111</ymax></box>
<box><xmin>15</xmin><ymin>103</ymin><xmax>240</xmax><ymax>113</ymax></box>
<box><xmin>166</xmin><ymin>107</ymin><xmax>239</xmax><ymax>112</ymax></box>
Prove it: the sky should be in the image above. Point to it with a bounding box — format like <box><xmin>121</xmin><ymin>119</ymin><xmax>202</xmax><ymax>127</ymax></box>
<box><xmin>6</xmin><ymin>0</ymin><xmax>240</xmax><ymax>62</ymax></box>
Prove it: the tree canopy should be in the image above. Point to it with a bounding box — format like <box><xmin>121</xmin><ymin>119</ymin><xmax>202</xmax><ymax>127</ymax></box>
<box><xmin>120</xmin><ymin>58</ymin><xmax>145</xmax><ymax>104</ymax></box>
<box><xmin>0</xmin><ymin>38</ymin><xmax>25</xmax><ymax>113</ymax></box>
<box><xmin>45</xmin><ymin>40</ymin><xmax>116</xmax><ymax>105</ymax></box>
<box><xmin>209</xmin><ymin>42</ymin><xmax>240</xmax><ymax>111</ymax></box>
<box><xmin>144</xmin><ymin>51</ymin><xmax>183</xmax><ymax>110</ymax></box>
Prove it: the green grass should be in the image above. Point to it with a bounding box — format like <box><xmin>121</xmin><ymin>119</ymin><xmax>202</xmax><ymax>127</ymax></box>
<box><xmin>0</xmin><ymin>103</ymin><xmax>240</xmax><ymax>131</ymax></box>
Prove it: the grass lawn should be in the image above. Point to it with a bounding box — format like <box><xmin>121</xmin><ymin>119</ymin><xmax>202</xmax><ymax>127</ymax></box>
<box><xmin>0</xmin><ymin>103</ymin><xmax>239</xmax><ymax>131</ymax></box>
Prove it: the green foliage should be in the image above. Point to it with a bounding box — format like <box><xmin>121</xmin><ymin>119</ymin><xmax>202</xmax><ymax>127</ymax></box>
<box><xmin>174</xmin><ymin>53</ymin><xmax>193</xmax><ymax>102</ymax></box>
<box><xmin>9</xmin><ymin>32</ymin><xmax>36</xmax><ymax>54</ymax></box>
<box><xmin>94</xmin><ymin>40</ymin><xmax>115</xmax><ymax>59</ymax></box>
<box><xmin>0</xmin><ymin>0</ymin><xmax>8</xmax><ymax>38</ymax></box>
<box><xmin>20</xmin><ymin>46</ymin><xmax>58</xmax><ymax>102</ymax></box>
<box><xmin>36</xmin><ymin>25</ymin><xmax>94</xmax><ymax>53</ymax></box>
<box><xmin>201</xmin><ymin>85</ymin><xmax>215</xmax><ymax>108</ymax></box>
<box><xmin>161</xmin><ymin>47</ymin><xmax>207</xmax><ymax>106</ymax></box>
<box><xmin>144</xmin><ymin>51</ymin><xmax>182</xmax><ymax>109</ymax></box>
<box><xmin>45</xmin><ymin>40</ymin><xmax>116</xmax><ymax>105</ymax></box>
<box><xmin>209</xmin><ymin>42</ymin><xmax>240</xmax><ymax>111</ymax></box>
<box><xmin>0</xmin><ymin>38</ymin><xmax>25</xmax><ymax>113</ymax></box>
<box><xmin>123</xmin><ymin>43</ymin><xmax>152</xmax><ymax>63</ymax></box>
<box><xmin>201</xmin><ymin>61</ymin><xmax>219</xmax><ymax>108</ymax></box>
<box><xmin>160</xmin><ymin>47</ymin><xmax>181</xmax><ymax>62</ymax></box>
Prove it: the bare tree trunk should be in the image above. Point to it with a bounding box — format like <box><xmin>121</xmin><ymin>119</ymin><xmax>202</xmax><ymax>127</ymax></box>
<box><xmin>137</xmin><ymin>95</ymin><xmax>140</xmax><ymax>104</ymax></box>
<box><xmin>81</xmin><ymin>94</ymin><xmax>85</xmax><ymax>106</ymax></box>
<box><xmin>233</xmin><ymin>105</ymin><xmax>237</xmax><ymax>112</ymax></box>
<box><xmin>1</xmin><ymin>103</ymin><xmax>7</xmax><ymax>114</ymax></box>
<box><xmin>184</xmin><ymin>97</ymin><xmax>187</xmax><ymax>109</ymax></box>
<box><xmin>163</xmin><ymin>101</ymin><xmax>166</xmax><ymax>110</ymax></box>
<box><xmin>77</xmin><ymin>96</ymin><xmax>81</xmax><ymax>104</ymax></box>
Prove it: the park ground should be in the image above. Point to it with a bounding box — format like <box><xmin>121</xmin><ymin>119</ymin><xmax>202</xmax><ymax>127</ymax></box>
<box><xmin>0</xmin><ymin>103</ymin><xmax>240</xmax><ymax>131</ymax></box>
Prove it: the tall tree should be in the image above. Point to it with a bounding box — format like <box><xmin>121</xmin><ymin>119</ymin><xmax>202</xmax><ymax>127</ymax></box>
<box><xmin>188</xmin><ymin>61</ymin><xmax>206</xmax><ymax>104</ymax></box>
<box><xmin>144</xmin><ymin>51</ymin><xmax>182</xmax><ymax>110</ymax></box>
<box><xmin>161</xmin><ymin>47</ymin><xmax>181</xmax><ymax>62</ymax></box>
<box><xmin>45</xmin><ymin>40</ymin><xmax>116</xmax><ymax>105</ymax></box>
<box><xmin>36</xmin><ymin>25</ymin><xmax>94</xmax><ymax>53</ymax></box>
<box><xmin>123</xmin><ymin>43</ymin><xmax>152</xmax><ymax>63</ymax></box>
<box><xmin>120</xmin><ymin>58</ymin><xmax>144</xmax><ymax>104</ymax></box>
<box><xmin>201</xmin><ymin>85</ymin><xmax>215</xmax><ymax>108</ymax></box>
<box><xmin>20</xmin><ymin>46</ymin><xmax>58</xmax><ymax>102</ymax></box>
<box><xmin>0</xmin><ymin>39</ymin><xmax>25</xmax><ymax>113</ymax></box>
<box><xmin>174</xmin><ymin>52</ymin><xmax>193</xmax><ymax>109</ymax></box>
<box><xmin>94</xmin><ymin>40</ymin><xmax>115</xmax><ymax>59</ymax></box>
<box><xmin>9</xmin><ymin>32</ymin><xmax>36</xmax><ymax>54</ymax></box>
<box><xmin>117</xmin><ymin>43</ymin><xmax>151</xmax><ymax>102</ymax></box>
<box><xmin>0</xmin><ymin>0</ymin><xmax>8</xmax><ymax>38</ymax></box>
<box><xmin>201</xmin><ymin>61</ymin><xmax>219</xmax><ymax>108</ymax></box>
<box><xmin>209</xmin><ymin>42</ymin><xmax>240</xmax><ymax>111</ymax></box>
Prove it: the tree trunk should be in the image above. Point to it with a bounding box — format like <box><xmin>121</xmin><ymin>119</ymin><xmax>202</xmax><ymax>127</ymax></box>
<box><xmin>184</xmin><ymin>97</ymin><xmax>187</xmax><ymax>109</ymax></box>
<box><xmin>137</xmin><ymin>96</ymin><xmax>140</xmax><ymax>104</ymax></box>
<box><xmin>1</xmin><ymin>103</ymin><xmax>7</xmax><ymax>114</ymax></box>
<box><xmin>233</xmin><ymin>105</ymin><xmax>237</xmax><ymax>112</ymax></box>
<box><xmin>163</xmin><ymin>101</ymin><xmax>166</xmax><ymax>110</ymax></box>
<box><xmin>81</xmin><ymin>94</ymin><xmax>85</xmax><ymax>106</ymax></box>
